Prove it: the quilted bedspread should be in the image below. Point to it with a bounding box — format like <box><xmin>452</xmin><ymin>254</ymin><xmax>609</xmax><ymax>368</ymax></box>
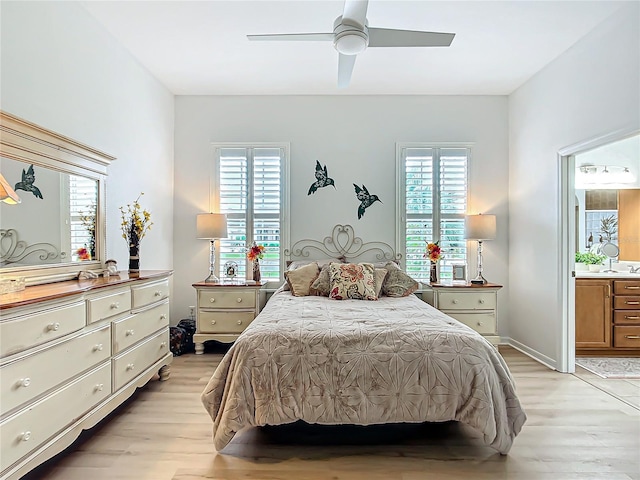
<box><xmin>201</xmin><ymin>291</ymin><xmax>526</xmax><ymax>453</ymax></box>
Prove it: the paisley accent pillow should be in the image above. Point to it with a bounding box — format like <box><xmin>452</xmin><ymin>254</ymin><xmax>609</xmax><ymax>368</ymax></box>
<box><xmin>284</xmin><ymin>262</ymin><xmax>320</xmax><ymax>296</ymax></box>
<box><xmin>381</xmin><ymin>261</ymin><xmax>419</xmax><ymax>297</ymax></box>
<box><xmin>374</xmin><ymin>268</ymin><xmax>388</xmax><ymax>297</ymax></box>
<box><xmin>328</xmin><ymin>263</ymin><xmax>377</xmax><ymax>301</ymax></box>
<box><xmin>309</xmin><ymin>263</ymin><xmax>332</xmax><ymax>296</ymax></box>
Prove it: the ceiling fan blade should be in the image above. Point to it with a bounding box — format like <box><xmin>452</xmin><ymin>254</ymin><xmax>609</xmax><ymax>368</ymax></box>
<box><xmin>337</xmin><ymin>53</ymin><xmax>357</xmax><ymax>88</ymax></box>
<box><xmin>368</xmin><ymin>28</ymin><xmax>455</xmax><ymax>47</ymax></box>
<box><xmin>247</xmin><ymin>33</ymin><xmax>334</xmax><ymax>42</ymax></box>
<box><xmin>342</xmin><ymin>0</ymin><xmax>369</xmax><ymax>28</ymax></box>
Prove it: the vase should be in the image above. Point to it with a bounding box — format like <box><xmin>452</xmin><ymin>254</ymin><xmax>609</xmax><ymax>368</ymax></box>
<box><xmin>252</xmin><ymin>260</ymin><xmax>261</xmax><ymax>282</ymax></box>
<box><xmin>129</xmin><ymin>244</ymin><xmax>140</xmax><ymax>277</ymax></box>
<box><xmin>429</xmin><ymin>261</ymin><xmax>438</xmax><ymax>284</ymax></box>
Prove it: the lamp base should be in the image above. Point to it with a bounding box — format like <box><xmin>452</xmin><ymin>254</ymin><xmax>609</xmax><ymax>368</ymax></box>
<box><xmin>470</xmin><ymin>274</ymin><xmax>488</xmax><ymax>285</ymax></box>
<box><xmin>203</xmin><ymin>273</ymin><xmax>220</xmax><ymax>283</ymax></box>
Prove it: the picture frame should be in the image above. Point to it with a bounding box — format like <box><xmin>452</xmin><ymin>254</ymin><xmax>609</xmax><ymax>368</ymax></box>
<box><xmin>452</xmin><ymin>264</ymin><xmax>467</xmax><ymax>282</ymax></box>
<box><xmin>224</xmin><ymin>261</ymin><xmax>238</xmax><ymax>280</ymax></box>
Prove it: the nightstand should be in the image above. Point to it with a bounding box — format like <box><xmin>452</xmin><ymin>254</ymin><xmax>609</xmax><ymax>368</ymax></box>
<box><xmin>192</xmin><ymin>281</ymin><xmax>266</xmax><ymax>354</ymax></box>
<box><xmin>430</xmin><ymin>282</ymin><xmax>502</xmax><ymax>345</ymax></box>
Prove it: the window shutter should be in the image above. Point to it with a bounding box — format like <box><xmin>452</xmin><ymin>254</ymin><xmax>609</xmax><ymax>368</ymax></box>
<box><xmin>69</xmin><ymin>175</ymin><xmax>97</xmax><ymax>260</ymax></box>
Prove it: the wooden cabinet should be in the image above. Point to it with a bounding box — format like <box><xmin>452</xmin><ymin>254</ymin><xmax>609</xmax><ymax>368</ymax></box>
<box><xmin>576</xmin><ymin>278</ymin><xmax>640</xmax><ymax>355</ymax></box>
<box><xmin>431</xmin><ymin>282</ymin><xmax>502</xmax><ymax>345</ymax></box>
<box><xmin>0</xmin><ymin>271</ymin><xmax>172</xmax><ymax>480</ymax></box>
<box><xmin>575</xmin><ymin>279</ymin><xmax>612</xmax><ymax>349</ymax></box>
<box><xmin>192</xmin><ymin>281</ymin><xmax>266</xmax><ymax>353</ymax></box>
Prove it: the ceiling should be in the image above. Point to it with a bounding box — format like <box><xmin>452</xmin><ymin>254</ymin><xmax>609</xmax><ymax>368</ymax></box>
<box><xmin>81</xmin><ymin>1</ymin><xmax>627</xmax><ymax>96</ymax></box>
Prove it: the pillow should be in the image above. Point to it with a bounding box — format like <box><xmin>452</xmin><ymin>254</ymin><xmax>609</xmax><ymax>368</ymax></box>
<box><xmin>328</xmin><ymin>263</ymin><xmax>377</xmax><ymax>301</ymax></box>
<box><xmin>309</xmin><ymin>263</ymin><xmax>332</xmax><ymax>296</ymax></box>
<box><xmin>284</xmin><ymin>262</ymin><xmax>320</xmax><ymax>296</ymax></box>
<box><xmin>283</xmin><ymin>257</ymin><xmax>346</xmax><ymax>291</ymax></box>
<box><xmin>374</xmin><ymin>268</ymin><xmax>388</xmax><ymax>297</ymax></box>
<box><xmin>381</xmin><ymin>261</ymin><xmax>419</xmax><ymax>297</ymax></box>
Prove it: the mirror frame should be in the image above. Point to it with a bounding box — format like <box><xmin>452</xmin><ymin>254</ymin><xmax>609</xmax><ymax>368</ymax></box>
<box><xmin>0</xmin><ymin>110</ymin><xmax>114</xmax><ymax>285</ymax></box>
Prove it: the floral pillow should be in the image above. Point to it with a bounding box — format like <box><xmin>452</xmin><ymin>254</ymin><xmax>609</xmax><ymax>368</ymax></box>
<box><xmin>381</xmin><ymin>261</ymin><xmax>419</xmax><ymax>297</ymax></box>
<box><xmin>328</xmin><ymin>263</ymin><xmax>378</xmax><ymax>301</ymax></box>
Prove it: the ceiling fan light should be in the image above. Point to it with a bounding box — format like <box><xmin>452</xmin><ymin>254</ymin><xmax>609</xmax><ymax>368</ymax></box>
<box><xmin>334</xmin><ymin>32</ymin><xmax>368</xmax><ymax>55</ymax></box>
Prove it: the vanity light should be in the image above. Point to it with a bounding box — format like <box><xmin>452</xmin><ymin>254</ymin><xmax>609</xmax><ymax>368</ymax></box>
<box><xmin>575</xmin><ymin>164</ymin><xmax>635</xmax><ymax>188</ymax></box>
<box><xmin>0</xmin><ymin>173</ymin><xmax>21</xmax><ymax>204</ymax></box>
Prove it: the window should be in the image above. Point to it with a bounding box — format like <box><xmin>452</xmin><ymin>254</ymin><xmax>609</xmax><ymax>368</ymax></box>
<box><xmin>69</xmin><ymin>175</ymin><xmax>98</xmax><ymax>260</ymax></box>
<box><xmin>397</xmin><ymin>145</ymin><xmax>469</xmax><ymax>281</ymax></box>
<box><xmin>216</xmin><ymin>145</ymin><xmax>289</xmax><ymax>283</ymax></box>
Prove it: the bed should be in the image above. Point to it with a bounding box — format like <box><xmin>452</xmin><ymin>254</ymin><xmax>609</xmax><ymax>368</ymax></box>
<box><xmin>201</xmin><ymin>225</ymin><xmax>526</xmax><ymax>454</ymax></box>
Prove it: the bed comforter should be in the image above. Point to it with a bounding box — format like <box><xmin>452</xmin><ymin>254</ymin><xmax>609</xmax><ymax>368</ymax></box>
<box><xmin>201</xmin><ymin>291</ymin><xmax>526</xmax><ymax>453</ymax></box>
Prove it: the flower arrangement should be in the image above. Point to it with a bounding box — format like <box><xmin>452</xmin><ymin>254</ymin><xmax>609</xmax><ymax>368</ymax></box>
<box><xmin>120</xmin><ymin>193</ymin><xmax>153</xmax><ymax>249</ymax></box>
<box><xmin>76</xmin><ymin>246</ymin><xmax>91</xmax><ymax>261</ymax></box>
<box><xmin>246</xmin><ymin>241</ymin><xmax>265</xmax><ymax>262</ymax></box>
<box><xmin>424</xmin><ymin>241</ymin><xmax>442</xmax><ymax>262</ymax></box>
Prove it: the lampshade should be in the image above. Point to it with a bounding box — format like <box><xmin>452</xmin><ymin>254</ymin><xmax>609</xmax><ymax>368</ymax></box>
<box><xmin>0</xmin><ymin>173</ymin><xmax>21</xmax><ymax>204</ymax></box>
<box><xmin>465</xmin><ymin>214</ymin><xmax>496</xmax><ymax>240</ymax></box>
<box><xmin>196</xmin><ymin>213</ymin><xmax>228</xmax><ymax>239</ymax></box>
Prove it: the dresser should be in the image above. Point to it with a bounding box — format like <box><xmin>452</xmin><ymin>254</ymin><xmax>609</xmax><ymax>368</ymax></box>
<box><xmin>0</xmin><ymin>271</ymin><xmax>173</xmax><ymax>480</ymax></box>
<box><xmin>430</xmin><ymin>282</ymin><xmax>502</xmax><ymax>345</ymax></box>
<box><xmin>192</xmin><ymin>281</ymin><xmax>266</xmax><ymax>353</ymax></box>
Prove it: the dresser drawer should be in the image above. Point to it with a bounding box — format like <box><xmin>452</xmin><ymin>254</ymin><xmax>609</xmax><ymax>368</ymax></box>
<box><xmin>112</xmin><ymin>329</ymin><xmax>169</xmax><ymax>391</ymax></box>
<box><xmin>613</xmin><ymin>310</ymin><xmax>640</xmax><ymax>325</ymax></box>
<box><xmin>0</xmin><ymin>325</ymin><xmax>110</xmax><ymax>416</ymax></box>
<box><xmin>613</xmin><ymin>325</ymin><xmax>640</xmax><ymax>348</ymax></box>
<box><xmin>113</xmin><ymin>301</ymin><xmax>170</xmax><ymax>354</ymax></box>
<box><xmin>132</xmin><ymin>279</ymin><xmax>169</xmax><ymax>309</ymax></box>
<box><xmin>614</xmin><ymin>280</ymin><xmax>640</xmax><ymax>295</ymax></box>
<box><xmin>0</xmin><ymin>301</ymin><xmax>85</xmax><ymax>357</ymax></box>
<box><xmin>0</xmin><ymin>362</ymin><xmax>110</xmax><ymax>472</ymax></box>
<box><xmin>446</xmin><ymin>312</ymin><xmax>497</xmax><ymax>335</ymax></box>
<box><xmin>613</xmin><ymin>295</ymin><xmax>640</xmax><ymax>310</ymax></box>
<box><xmin>87</xmin><ymin>288</ymin><xmax>131</xmax><ymax>323</ymax></box>
<box><xmin>437</xmin><ymin>291</ymin><xmax>496</xmax><ymax>310</ymax></box>
<box><xmin>198</xmin><ymin>310</ymin><xmax>255</xmax><ymax>334</ymax></box>
<box><xmin>198</xmin><ymin>289</ymin><xmax>256</xmax><ymax>309</ymax></box>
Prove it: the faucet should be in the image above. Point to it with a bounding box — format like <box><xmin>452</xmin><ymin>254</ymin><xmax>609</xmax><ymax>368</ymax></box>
<box><xmin>629</xmin><ymin>265</ymin><xmax>640</xmax><ymax>273</ymax></box>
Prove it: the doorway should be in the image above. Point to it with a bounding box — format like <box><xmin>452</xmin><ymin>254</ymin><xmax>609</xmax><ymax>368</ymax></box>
<box><xmin>559</xmin><ymin>129</ymin><xmax>640</xmax><ymax>373</ymax></box>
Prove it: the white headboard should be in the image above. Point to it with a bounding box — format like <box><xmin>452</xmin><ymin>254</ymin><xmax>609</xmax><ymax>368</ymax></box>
<box><xmin>284</xmin><ymin>224</ymin><xmax>401</xmax><ymax>265</ymax></box>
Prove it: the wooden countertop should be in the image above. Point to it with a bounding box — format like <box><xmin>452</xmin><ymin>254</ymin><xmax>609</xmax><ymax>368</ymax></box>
<box><xmin>575</xmin><ymin>272</ymin><xmax>640</xmax><ymax>280</ymax></box>
<box><xmin>0</xmin><ymin>270</ymin><xmax>173</xmax><ymax>310</ymax></box>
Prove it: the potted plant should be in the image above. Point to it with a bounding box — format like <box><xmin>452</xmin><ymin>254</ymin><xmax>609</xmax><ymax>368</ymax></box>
<box><xmin>584</xmin><ymin>252</ymin><xmax>606</xmax><ymax>272</ymax></box>
<box><xmin>575</xmin><ymin>252</ymin><xmax>590</xmax><ymax>271</ymax></box>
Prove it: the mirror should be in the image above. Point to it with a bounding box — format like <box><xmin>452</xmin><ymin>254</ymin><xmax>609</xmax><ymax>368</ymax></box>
<box><xmin>0</xmin><ymin>111</ymin><xmax>113</xmax><ymax>285</ymax></box>
<box><xmin>601</xmin><ymin>241</ymin><xmax>620</xmax><ymax>273</ymax></box>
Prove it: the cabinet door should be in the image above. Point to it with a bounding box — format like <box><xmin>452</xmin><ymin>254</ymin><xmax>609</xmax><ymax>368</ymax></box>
<box><xmin>576</xmin><ymin>279</ymin><xmax>612</xmax><ymax>348</ymax></box>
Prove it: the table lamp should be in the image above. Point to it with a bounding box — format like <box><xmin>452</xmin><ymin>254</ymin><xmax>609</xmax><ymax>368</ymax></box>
<box><xmin>196</xmin><ymin>213</ymin><xmax>228</xmax><ymax>283</ymax></box>
<box><xmin>465</xmin><ymin>214</ymin><xmax>496</xmax><ymax>285</ymax></box>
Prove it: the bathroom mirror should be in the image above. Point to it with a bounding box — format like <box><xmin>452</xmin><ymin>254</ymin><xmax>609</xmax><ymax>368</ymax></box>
<box><xmin>0</xmin><ymin>111</ymin><xmax>113</xmax><ymax>285</ymax></box>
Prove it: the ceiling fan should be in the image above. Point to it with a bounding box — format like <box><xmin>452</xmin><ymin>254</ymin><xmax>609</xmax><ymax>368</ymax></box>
<box><xmin>247</xmin><ymin>0</ymin><xmax>455</xmax><ymax>88</ymax></box>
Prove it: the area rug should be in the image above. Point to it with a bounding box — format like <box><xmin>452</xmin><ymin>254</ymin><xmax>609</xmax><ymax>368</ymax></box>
<box><xmin>575</xmin><ymin>357</ymin><xmax>640</xmax><ymax>379</ymax></box>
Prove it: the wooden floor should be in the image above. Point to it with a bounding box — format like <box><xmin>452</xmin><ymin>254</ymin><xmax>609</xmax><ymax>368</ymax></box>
<box><xmin>24</xmin><ymin>346</ymin><xmax>640</xmax><ymax>480</ymax></box>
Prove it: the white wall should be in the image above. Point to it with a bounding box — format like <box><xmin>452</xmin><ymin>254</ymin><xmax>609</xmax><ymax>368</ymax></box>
<box><xmin>508</xmin><ymin>3</ymin><xmax>640</xmax><ymax>367</ymax></box>
<box><xmin>174</xmin><ymin>95</ymin><xmax>509</xmax><ymax>323</ymax></box>
<box><xmin>0</xmin><ymin>2</ymin><xmax>174</xmax><ymax>274</ymax></box>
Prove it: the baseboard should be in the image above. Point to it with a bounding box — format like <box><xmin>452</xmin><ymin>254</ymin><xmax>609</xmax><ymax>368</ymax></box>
<box><xmin>505</xmin><ymin>337</ymin><xmax>558</xmax><ymax>371</ymax></box>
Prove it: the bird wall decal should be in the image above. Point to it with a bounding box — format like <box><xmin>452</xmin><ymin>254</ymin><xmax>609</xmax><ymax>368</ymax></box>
<box><xmin>353</xmin><ymin>184</ymin><xmax>381</xmax><ymax>219</ymax></box>
<box><xmin>308</xmin><ymin>160</ymin><xmax>336</xmax><ymax>195</ymax></box>
<box><xmin>14</xmin><ymin>164</ymin><xmax>43</xmax><ymax>199</ymax></box>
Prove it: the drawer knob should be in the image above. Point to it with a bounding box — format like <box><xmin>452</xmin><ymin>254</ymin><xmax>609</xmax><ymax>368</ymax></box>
<box><xmin>160</xmin><ymin>341</ymin><xmax>167</xmax><ymax>348</ymax></box>
<box><xmin>126</xmin><ymin>363</ymin><xmax>135</xmax><ymax>371</ymax></box>
<box><xmin>93</xmin><ymin>343</ymin><xmax>104</xmax><ymax>352</ymax></box>
<box><xmin>452</xmin><ymin>299</ymin><xmax>459</xmax><ymax>304</ymax></box>
<box><xmin>18</xmin><ymin>377</ymin><xmax>31</xmax><ymax>388</ymax></box>
<box><xmin>479</xmin><ymin>299</ymin><xmax>485</xmax><ymax>304</ymax></box>
<box><xmin>237</xmin><ymin>320</ymin><xmax>242</xmax><ymax>325</ymax></box>
<box><xmin>209</xmin><ymin>297</ymin><xmax>216</xmax><ymax>303</ymax></box>
<box><xmin>126</xmin><ymin>329</ymin><xmax>135</xmax><ymax>336</ymax></box>
<box><xmin>477</xmin><ymin>322</ymin><xmax>483</xmax><ymax>327</ymax></box>
<box><xmin>155</xmin><ymin>290</ymin><xmax>162</xmax><ymax>297</ymax></box>
<box><xmin>110</xmin><ymin>302</ymin><xmax>120</xmax><ymax>309</ymax></box>
<box><xmin>95</xmin><ymin>383</ymin><xmax>104</xmax><ymax>392</ymax></box>
<box><xmin>19</xmin><ymin>431</ymin><xmax>31</xmax><ymax>442</ymax></box>
<box><xmin>237</xmin><ymin>297</ymin><xmax>242</xmax><ymax>303</ymax></box>
<box><xmin>160</xmin><ymin>314</ymin><xmax>167</xmax><ymax>320</ymax></box>
<box><xmin>211</xmin><ymin>320</ymin><xmax>216</xmax><ymax>325</ymax></box>
<box><xmin>46</xmin><ymin>322</ymin><xmax>60</xmax><ymax>331</ymax></box>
